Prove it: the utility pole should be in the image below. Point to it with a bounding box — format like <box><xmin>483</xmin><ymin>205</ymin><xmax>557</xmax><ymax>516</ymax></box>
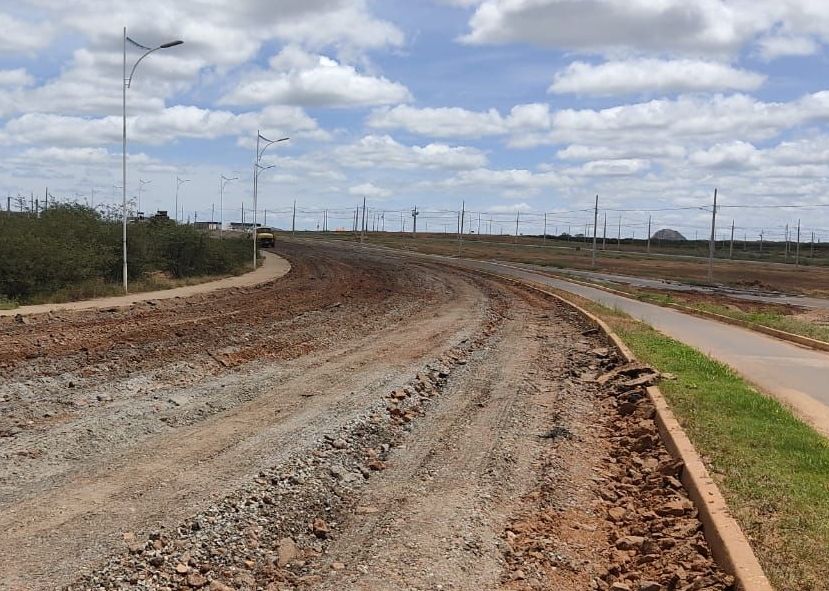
<box><xmin>784</xmin><ymin>224</ymin><xmax>789</xmax><ymax>262</ymax></box>
<box><xmin>292</xmin><ymin>199</ymin><xmax>296</xmax><ymax>235</ymax></box>
<box><xmin>647</xmin><ymin>215</ymin><xmax>652</xmax><ymax>254</ymax></box>
<box><xmin>514</xmin><ymin>211</ymin><xmax>520</xmax><ymax>243</ymax></box>
<box><xmin>796</xmin><ymin>219</ymin><xmax>801</xmax><ymax>266</ymax></box>
<box><xmin>211</xmin><ymin>203</ymin><xmax>214</xmax><ymax>223</ymax></box>
<box><xmin>478</xmin><ymin>212</ymin><xmax>481</xmax><ymax>237</ymax></box>
<box><xmin>760</xmin><ymin>230</ymin><xmax>764</xmax><ymax>254</ymax></box>
<box><xmin>603</xmin><ymin>212</ymin><xmax>607</xmax><ymax>250</ymax></box>
<box><xmin>354</xmin><ymin>208</ymin><xmax>358</xmax><ymax>233</ymax></box>
<box><xmin>811</xmin><ymin>231</ymin><xmax>815</xmax><ymax>258</ymax></box>
<box><xmin>617</xmin><ymin>215</ymin><xmax>621</xmax><ymax>248</ymax></box>
<box><xmin>707</xmin><ymin>188</ymin><xmax>717</xmax><ymax>281</ymax></box>
<box><xmin>412</xmin><ymin>206</ymin><xmax>419</xmax><ymax>237</ymax></box>
<box><xmin>543</xmin><ymin>212</ymin><xmax>547</xmax><ymax>245</ymax></box>
<box><xmin>591</xmin><ymin>195</ymin><xmax>598</xmax><ymax>268</ymax></box>
<box><xmin>361</xmin><ymin>197</ymin><xmax>366</xmax><ymax>243</ymax></box>
<box><xmin>729</xmin><ymin>219</ymin><xmax>735</xmax><ymax>259</ymax></box>
<box><xmin>458</xmin><ymin>201</ymin><xmax>465</xmax><ymax>257</ymax></box>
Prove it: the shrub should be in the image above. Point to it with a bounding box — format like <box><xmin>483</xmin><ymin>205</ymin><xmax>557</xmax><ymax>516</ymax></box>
<box><xmin>0</xmin><ymin>205</ymin><xmax>251</xmax><ymax>302</ymax></box>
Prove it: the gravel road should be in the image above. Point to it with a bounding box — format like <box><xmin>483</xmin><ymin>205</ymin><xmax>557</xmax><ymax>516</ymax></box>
<box><xmin>0</xmin><ymin>241</ymin><xmax>733</xmax><ymax>591</ymax></box>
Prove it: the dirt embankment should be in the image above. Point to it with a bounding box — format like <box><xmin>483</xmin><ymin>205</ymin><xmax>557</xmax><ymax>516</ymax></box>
<box><xmin>1</xmin><ymin>241</ymin><xmax>732</xmax><ymax>591</ymax></box>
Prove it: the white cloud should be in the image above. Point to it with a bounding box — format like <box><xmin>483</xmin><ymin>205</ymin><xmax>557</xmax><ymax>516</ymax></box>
<box><xmin>441</xmin><ymin>167</ymin><xmax>572</xmax><ymax>197</ymax></box>
<box><xmin>549</xmin><ymin>92</ymin><xmax>829</xmax><ymax>147</ymax></box>
<box><xmin>0</xmin><ymin>13</ymin><xmax>54</xmax><ymax>55</ymax></box>
<box><xmin>568</xmin><ymin>158</ymin><xmax>651</xmax><ymax>176</ymax></box>
<box><xmin>366</xmin><ymin>103</ymin><xmax>555</xmax><ymax>144</ymax></box>
<box><xmin>335</xmin><ymin>135</ymin><xmax>488</xmax><ymax>170</ymax></box>
<box><xmin>222</xmin><ymin>46</ymin><xmax>410</xmax><ymax>107</ymax></box>
<box><xmin>349</xmin><ymin>182</ymin><xmax>392</xmax><ymax>198</ymax></box>
<box><xmin>550</xmin><ymin>59</ymin><xmax>765</xmax><ymax>96</ymax></box>
<box><xmin>488</xmin><ymin>202</ymin><xmax>533</xmax><ymax>213</ymax></box>
<box><xmin>0</xmin><ymin>68</ymin><xmax>34</xmax><ymax>88</ymax></box>
<box><xmin>0</xmin><ymin>105</ymin><xmax>325</xmax><ymax>147</ymax></box>
<box><xmin>689</xmin><ymin>141</ymin><xmax>761</xmax><ymax>169</ymax></box>
<box><xmin>460</xmin><ymin>0</ymin><xmax>751</xmax><ymax>55</ymax></box>
<box><xmin>458</xmin><ymin>0</ymin><xmax>829</xmax><ymax>59</ymax></box>
<box><xmin>757</xmin><ymin>35</ymin><xmax>819</xmax><ymax>59</ymax></box>
<box><xmin>367</xmin><ymin>104</ymin><xmax>506</xmax><ymax>138</ymax></box>
<box><xmin>557</xmin><ymin>144</ymin><xmax>686</xmax><ymax>160</ymax></box>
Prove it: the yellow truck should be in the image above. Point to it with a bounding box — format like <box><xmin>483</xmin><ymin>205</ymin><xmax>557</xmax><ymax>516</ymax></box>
<box><xmin>256</xmin><ymin>226</ymin><xmax>275</xmax><ymax>248</ymax></box>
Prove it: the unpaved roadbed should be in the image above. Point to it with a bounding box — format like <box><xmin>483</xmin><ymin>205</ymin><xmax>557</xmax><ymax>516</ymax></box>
<box><xmin>1</xmin><ymin>241</ymin><xmax>733</xmax><ymax>591</ymax></box>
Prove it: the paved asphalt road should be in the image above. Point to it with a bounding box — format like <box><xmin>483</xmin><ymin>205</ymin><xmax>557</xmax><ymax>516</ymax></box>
<box><xmin>457</xmin><ymin>259</ymin><xmax>829</xmax><ymax>439</ymax></box>
<box><xmin>535</xmin><ymin>266</ymin><xmax>829</xmax><ymax>310</ymax></box>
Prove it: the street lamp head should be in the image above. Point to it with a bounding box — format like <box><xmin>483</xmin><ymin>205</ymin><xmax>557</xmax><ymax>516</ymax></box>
<box><xmin>160</xmin><ymin>40</ymin><xmax>183</xmax><ymax>49</ymax></box>
<box><xmin>257</xmin><ymin>133</ymin><xmax>290</xmax><ymax>144</ymax></box>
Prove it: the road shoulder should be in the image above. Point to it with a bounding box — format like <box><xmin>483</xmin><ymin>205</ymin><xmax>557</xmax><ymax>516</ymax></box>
<box><xmin>1</xmin><ymin>251</ymin><xmax>290</xmax><ymax>318</ymax></box>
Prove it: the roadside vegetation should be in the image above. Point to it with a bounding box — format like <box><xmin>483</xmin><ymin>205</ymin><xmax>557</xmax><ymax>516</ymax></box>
<box><xmin>0</xmin><ymin>205</ymin><xmax>251</xmax><ymax>305</ymax></box>
<box><xmin>557</xmin><ymin>291</ymin><xmax>829</xmax><ymax>591</ymax></box>
<box><xmin>633</xmin><ymin>291</ymin><xmax>829</xmax><ymax>344</ymax></box>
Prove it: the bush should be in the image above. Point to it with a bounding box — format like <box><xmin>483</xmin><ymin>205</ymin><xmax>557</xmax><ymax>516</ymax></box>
<box><xmin>0</xmin><ymin>205</ymin><xmax>251</xmax><ymax>302</ymax></box>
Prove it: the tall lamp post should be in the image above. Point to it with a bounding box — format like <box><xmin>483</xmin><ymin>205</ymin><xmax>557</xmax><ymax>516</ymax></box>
<box><xmin>137</xmin><ymin>178</ymin><xmax>151</xmax><ymax>218</ymax></box>
<box><xmin>175</xmin><ymin>176</ymin><xmax>189</xmax><ymax>223</ymax></box>
<box><xmin>122</xmin><ymin>27</ymin><xmax>183</xmax><ymax>293</ymax></box>
<box><xmin>253</xmin><ymin>163</ymin><xmax>275</xmax><ymax>269</ymax></box>
<box><xmin>219</xmin><ymin>174</ymin><xmax>238</xmax><ymax>236</ymax></box>
<box><xmin>253</xmin><ymin>132</ymin><xmax>289</xmax><ymax>269</ymax></box>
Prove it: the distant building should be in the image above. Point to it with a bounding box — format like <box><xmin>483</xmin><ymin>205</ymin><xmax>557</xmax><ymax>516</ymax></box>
<box><xmin>229</xmin><ymin>222</ymin><xmax>260</xmax><ymax>231</ymax></box>
<box><xmin>193</xmin><ymin>221</ymin><xmax>220</xmax><ymax>231</ymax></box>
<box><xmin>651</xmin><ymin>228</ymin><xmax>687</xmax><ymax>241</ymax></box>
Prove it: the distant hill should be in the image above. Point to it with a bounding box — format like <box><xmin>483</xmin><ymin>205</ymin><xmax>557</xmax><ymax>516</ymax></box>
<box><xmin>651</xmin><ymin>228</ymin><xmax>687</xmax><ymax>241</ymax></box>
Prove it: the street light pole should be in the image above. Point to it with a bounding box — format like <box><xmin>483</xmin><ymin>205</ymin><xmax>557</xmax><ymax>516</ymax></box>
<box><xmin>175</xmin><ymin>176</ymin><xmax>189</xmax><ymax>223</ymax></box>
<box><xmin>122</xmin><ymin>27</ymin><xmax>183</xmax><ymax>293</ymax></box>
<box><xmin>252</xmin><ymin>132</ymin><xmax>289</xmax><ymax>269</ymax></box>
<box><xmin>219</xmin><ymin>174</ymin><xmax>237</xmax><ymax>237</ymax></box>
<box><xmin>137</xmin><ymin>178</ymin><xmax>151</xmax><ymax>218</ymax></box>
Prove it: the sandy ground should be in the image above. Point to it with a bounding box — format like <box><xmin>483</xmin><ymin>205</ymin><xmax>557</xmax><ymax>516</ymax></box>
<box><xmin>0</xmin><ymin>241</ymin><xmax>732</xmax><ymax>591</ymax></box>
<box><xmin>0</xmin><ymin>251</ymin><xmax>290</xmax><ymax>318</ymax></box>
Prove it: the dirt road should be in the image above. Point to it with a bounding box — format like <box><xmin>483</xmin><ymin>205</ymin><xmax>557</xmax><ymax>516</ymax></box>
<box><xmin>0</xmin><ymin>241</ymin><xmax>733</xmax><ymax>591</ymax></box>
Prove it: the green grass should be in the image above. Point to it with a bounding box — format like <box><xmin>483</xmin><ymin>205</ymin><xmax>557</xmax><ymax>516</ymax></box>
<box><xmin>573</xmin><ymin>298</ymin><xmax>829</xmax><ymax>590</ymax></box>
<box><xmin>694</xmin><ymin>303</ymin><xmax>829</xmax><ymax>343</ymax></box>
<box><xmin>632</xmin><ymin>290</ymin><xmax>829</xmax><ymax>344</ymax></box>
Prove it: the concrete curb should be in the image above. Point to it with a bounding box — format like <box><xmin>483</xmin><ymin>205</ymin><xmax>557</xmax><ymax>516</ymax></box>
<box><xmin>663</xmin><ymin>303</ymin><xmax>829</xmax><ymax>353</ymax></box>
<box><xmin>481</xmin><ymin>271</ymin><xmax>773</xmax><ymax>591</ymax></box>
<box><xmin>1</xmin><ymin>251</ymin><xmax>291</xmax><ymax>318</ymax></box>
<box><xmin>529</xmin><ymin>268</ymin><xmax>829</xmax><ymax>354</ymax></box>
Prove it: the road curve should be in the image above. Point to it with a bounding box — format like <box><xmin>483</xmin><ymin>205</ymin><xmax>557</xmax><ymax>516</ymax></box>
<box><xmin>300</xmin><ymin>239</ymin><xmax>829</xmax><ymax>439</ymax></box>
<box><xmin>459</xmin><ymin>259</ymin><xmax>829</xmax><ymax>439</ymax></box>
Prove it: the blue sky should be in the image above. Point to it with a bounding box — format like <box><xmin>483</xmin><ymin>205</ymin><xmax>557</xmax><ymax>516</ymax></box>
<box><xmin>3</xmin><ymin>0</ymin><xmax>829</xmax><ymax>241</ymax></box>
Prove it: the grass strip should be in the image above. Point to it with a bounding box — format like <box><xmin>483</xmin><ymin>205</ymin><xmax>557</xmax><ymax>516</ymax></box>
<box><xmin>631</xmin><ymin>292</ymin><xmax>829</xmax><ymax>345</ymax></box>
<box><xmin>561</xmin><ymin>292</ymin><xmax>829</xmax><ymax>591</ymax></box>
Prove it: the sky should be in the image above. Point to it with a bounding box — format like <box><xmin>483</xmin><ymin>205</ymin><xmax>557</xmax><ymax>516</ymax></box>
<box><xmin>3</xmin><ymin>0</ymin><xmax>829</xmax><ymax>241</ymax></box>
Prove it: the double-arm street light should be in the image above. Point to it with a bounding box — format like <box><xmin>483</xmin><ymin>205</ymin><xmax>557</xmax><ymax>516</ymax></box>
<box><xmin>137</xmin><ymin>178</ymin><xmax>151</xmax><ymax>218</ymax></box>
<box><xmin>175</xmin><ymin>176</ymin><xmax>189</xmax><ymax>223</ymax></box>
<box><xmin>122</xmin><ymin>27</ymin><xmax>183</xmax><ymax>293</ymax></box>
<box><xmin>219</xmin><ymin>174</ymin><xmax>238</xmax><ymax>236</ymax></box>
<box><xmin>252</xmin><ymin>131</ymin><xmax>289</xmax><ymax>269</ymax></box>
